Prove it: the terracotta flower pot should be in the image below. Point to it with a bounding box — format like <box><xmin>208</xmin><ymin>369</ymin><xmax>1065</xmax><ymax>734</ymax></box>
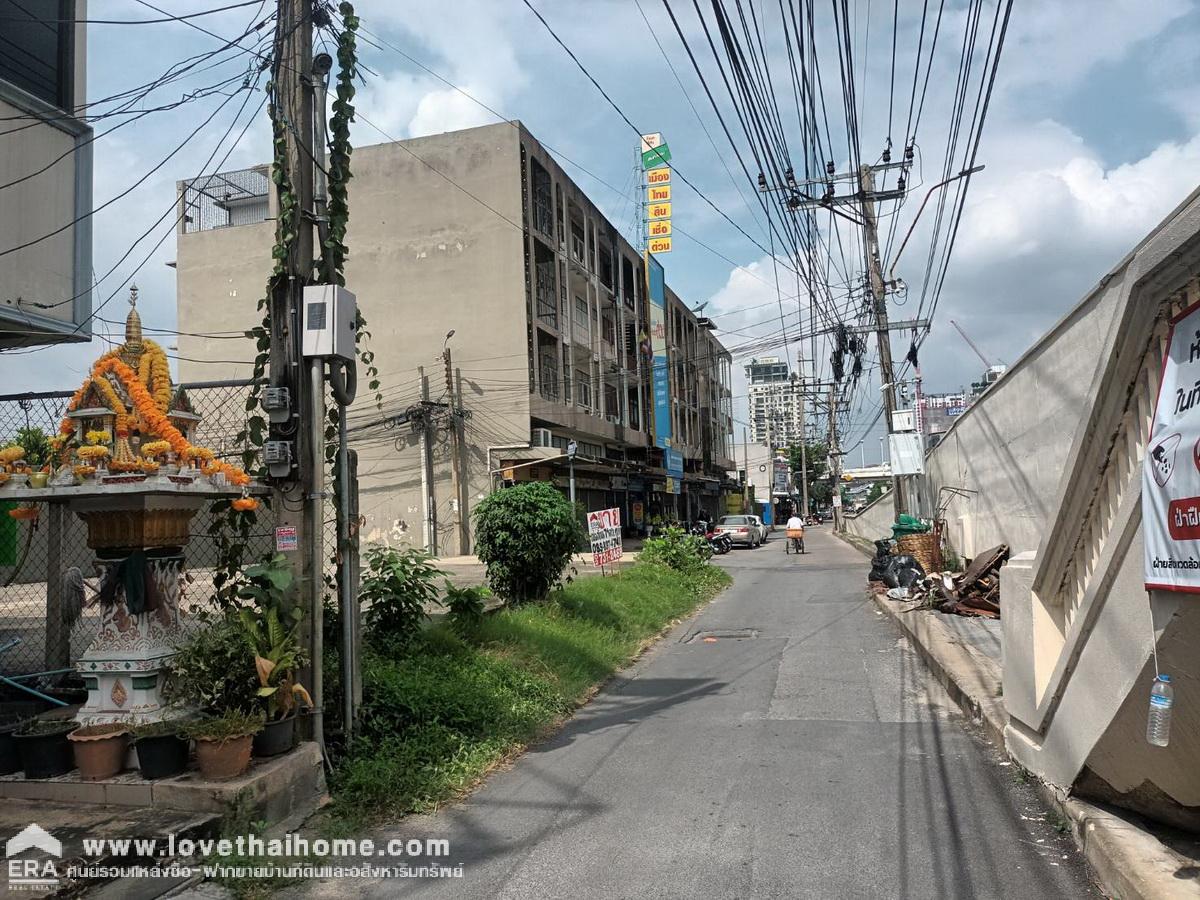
<box><xmin>194</xmin><ymin>735</ymin><xmax>252</xmax><ymax>780</ymax></box>
<box><xmin>69</xmin><ymin>724</ymin><xmax>130</xmax><ymax>780</ymax></box>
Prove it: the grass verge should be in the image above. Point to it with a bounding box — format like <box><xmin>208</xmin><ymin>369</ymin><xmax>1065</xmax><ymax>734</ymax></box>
<box><xmin>327</xmin><ymin>561</ymin><xmax>729</xmax><ymax>829</ymax></box>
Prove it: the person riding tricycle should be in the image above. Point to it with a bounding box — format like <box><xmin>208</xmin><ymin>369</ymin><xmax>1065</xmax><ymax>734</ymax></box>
<box><xmin>784</xmin><ymin>513</ymin><xmax>805</xmax><ymax>554</ymax></box>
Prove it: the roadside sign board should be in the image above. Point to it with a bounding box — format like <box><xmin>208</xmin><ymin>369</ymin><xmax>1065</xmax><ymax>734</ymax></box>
<box><xmin>275</xmin><ymin>525</ymin><xmax>298</xmax><ymax>552</ymax></box>
<box><xmin>1145</xmin><ymin>300</ymin><xmax>1200</xmax><ymax>592</ymax></box>
<box><xmin>641</xmin><ymin>144</ymin><xmax>671</xmax><ymax>168</ymax></box>
<box><xmin>647</xmin><ymin>184</ymin><xmax>672</xmax><ymax>203</ymax></box>
<box><xmin>647</xmin><ymin>202</ymin><xmax>672</xmax><ymax>220</ymax></box>
<box><xmin>587</xmin><ymin>507</ymin><xmax>623</xmax><ymax>568</ymax></box>
<box><xmin>648</xmin><ymin>237</ymin><xmax>673</xmax><ymax>254</ymax></box>
<box><xmin>648</xmin><ymin>219</ymin><xmax>672</xmax><ymax>238</ymax></box>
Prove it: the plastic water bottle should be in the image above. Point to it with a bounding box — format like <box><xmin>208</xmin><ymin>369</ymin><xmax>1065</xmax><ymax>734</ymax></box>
<box><xmin>1147</xmin><ymin>674</ymin><xmax>1173</xmax><ymax>747</ymax></box>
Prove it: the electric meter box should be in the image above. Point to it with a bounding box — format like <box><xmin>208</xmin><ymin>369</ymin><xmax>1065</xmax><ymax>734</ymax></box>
<box><xmin>302</xmin><ymin>285</ymin><xmax>357</xmax><ymax>361</ymax></box>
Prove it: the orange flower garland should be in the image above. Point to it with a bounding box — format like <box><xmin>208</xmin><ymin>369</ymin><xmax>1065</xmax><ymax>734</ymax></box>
<box><xmin>55</xmin><ymin>351</ymin><xmax>252</xmax><ymax>485</ymax></box>
<box><xmin>231</xmin><ymin>497</ymin><xmax>258</xmax><ymax>511</ymax></box>
<box><xmin>8</xmin><ymin>506</ymin><xmax>38</xmax><ymax>521</ymax></box>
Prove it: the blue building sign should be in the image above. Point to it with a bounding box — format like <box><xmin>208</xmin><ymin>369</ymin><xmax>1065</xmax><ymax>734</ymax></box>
<box><xmin>646</xmin><ymin>253</ymin><xmax>672</xmax><ymax>450</ymax></box>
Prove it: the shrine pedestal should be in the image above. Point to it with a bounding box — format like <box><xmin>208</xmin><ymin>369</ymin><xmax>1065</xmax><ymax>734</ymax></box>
<box><xmin>9</xmin><ymin>481</ymin><xmax>250</xmax><ymax>726</ymax></box>
<box><xmin>73</xmin><ymin>494</ymin><xmax>204</xmax><ymax>726</ymax></box>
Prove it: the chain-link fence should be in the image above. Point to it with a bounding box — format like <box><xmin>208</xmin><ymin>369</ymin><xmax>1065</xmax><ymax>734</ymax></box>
<box><xmin>0</xmin><ymin>379</ymin><xmax>284</xmax><ymax>677</ymax></box>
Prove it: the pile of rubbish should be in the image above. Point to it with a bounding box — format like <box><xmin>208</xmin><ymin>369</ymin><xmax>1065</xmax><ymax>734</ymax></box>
<box><xmin>870</xmin><ymin>541</ymin><xmax>1010</xmax><ymax>619</ymax></box>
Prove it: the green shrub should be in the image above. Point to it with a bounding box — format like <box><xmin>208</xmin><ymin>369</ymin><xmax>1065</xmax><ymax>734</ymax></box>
<box><xmin>444</xmin><ymin>581</ymin><xmax>488</xmax><ymax>635</ymax></box>
<box><xmin>163</xmin><ymin>613</ymin><xmax>258</xmax><ymax>713</ymax></box>
<box><xmin>639</xmin><ymin>525</ymin><xmax>713</xmax><ymax>572</ymax></box>
<box><xmin>360</xmin><ymin>546</ymin><xmax>446</xmax><ymax>646</ymax></box>
<box><xmin>472</xmin><ymin>482</ymin><xmax>584</xmax><ymax>604</ymax></box>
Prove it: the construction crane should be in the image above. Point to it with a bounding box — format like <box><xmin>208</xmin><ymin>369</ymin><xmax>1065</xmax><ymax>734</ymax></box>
<box><xmin>949</xmin><ymin>319</ymin><xmax>995</xmax><ymax>369</ymax></box>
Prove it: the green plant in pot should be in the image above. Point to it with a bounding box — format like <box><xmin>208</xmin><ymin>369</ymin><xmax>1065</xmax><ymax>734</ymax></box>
<box><xmin>69</xmin><ymin>722</ymin><xmax>131</xmax><ymax>781</ymax></box>
<box><xmin>163</xmin><ymin>611</ymin><xmax>260</xmax><ymax>714</ymax></box>
<box><xmin>236</xmin><ymin>554</ymin><xmax>312</xmax><ymax>756</ymax></box>
<box><xmin>185</xmin><ymin>711</ymin><xmax>263</xmax><ymax>780</ymax></box>
<box><xmin>132</xmin><ymin>719</ymin><xmax>191</xmax><ymax>780</ymax></box>
<box><xmin>239</xmin><ymin>605</ymin><xmax>312</xmax><ymax>757</ymax></box>
<box><xmin>13</xmin><ymin>717</ymin><xmax>76</xmax><ymax>778</ymax></box>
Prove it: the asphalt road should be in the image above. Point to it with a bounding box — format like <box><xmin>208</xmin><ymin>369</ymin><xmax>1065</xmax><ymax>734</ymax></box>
<box><xmin>302</xmin><ymin>528</ymin><xmax>1097</xmax><ymax>899</ymax></box>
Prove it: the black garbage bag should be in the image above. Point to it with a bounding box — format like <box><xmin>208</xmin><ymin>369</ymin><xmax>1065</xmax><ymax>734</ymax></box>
<box><xmin>882</xmin><ymin>554</ymin><xmax>926</xmax><ymax>589</ymax></box>
<box><xmin>869</xmin><ymin>539</ymin><xmax>894</xmax><ymax>581</ymax></box>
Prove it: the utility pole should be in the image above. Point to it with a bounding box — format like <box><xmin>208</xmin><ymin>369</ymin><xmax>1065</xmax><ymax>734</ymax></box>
<box><xmin>860</xmin><ymin>164</ymin><xmax>906</xmax><ymax>518</ymax></box>
<box><xmin>796</xmin><ymin>353</ymin><xmax>809</xmax><ymax>518</ymax></box>
<box><xmin>828</xmin><ymin>383</ymin><xmax>843</xmax><ymax>531</ymax></box>
<box><xmin>270</xmin><ymin>0</ymin><xmax>320</xmax><ymax>740</ymax></box>
<box><xmin>742</xmin><ymin>427</ymin><xmax>749</xmax><ymax>513</ymax></box>
<box><xmin>418</xmin><ymin>367</ymin><xmax>437</xmax><ymax>555</ymax></box>
<box><xmin>442</xmin><ymin>337</ymin><xmax>468</xmax><ymax>555</ymax></box>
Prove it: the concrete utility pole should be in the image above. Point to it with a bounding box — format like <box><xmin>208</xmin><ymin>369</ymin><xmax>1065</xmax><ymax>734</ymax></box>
<box><xmin>270</xmin><ymin>0</ymin><xmax>321</xmax><ymax>739</ymax></box>
<box><xmin>742</xmin><ymin>427</ymin><xmax>749</xmax><ymax>513</ymax></box>
<box><xmin>443</xmin><ymin>336</ymin><xmax>468</xmax><ymax>555</ymax></box>
<box><xmin>860</xmin><ymin>164</ymin><xmax>906</xmax><ymax>518</ymax></box>
<box><xmin>418</xmin><ymin>367</ymin><xmax>437</xmax><ymax>555</ymax></box>
<box><xmin>828</xmin><ymin>383</ymin><xmax>843</xmax><ymax>531</ymax></box>
<box><xmin>796</xmin><ymin>353</ymin><xmax>809</xmax><ymax>517</ymax></box>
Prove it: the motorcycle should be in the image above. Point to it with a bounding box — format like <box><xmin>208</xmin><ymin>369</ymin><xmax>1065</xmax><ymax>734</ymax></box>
<box><xmin>692</xmin><ymin>521</ymin><xmax>731</xmax><ymax>555</ymax></box>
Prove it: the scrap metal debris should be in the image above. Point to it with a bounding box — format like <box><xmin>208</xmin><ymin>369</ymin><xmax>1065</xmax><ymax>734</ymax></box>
<box><xmin>874</xmin><ymin>544</ymin><xmax>1010</xmax><ymax>619</ymax></box>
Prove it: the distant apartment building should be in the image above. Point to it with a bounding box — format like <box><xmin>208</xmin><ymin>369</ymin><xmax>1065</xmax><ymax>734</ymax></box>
<box><xmin>0</xmin><ymin>0</ymin><xmax>91</xmax><ymax>347</ymax></box>
<box><xmin>745</xmin><ymin>356</ymin><xmax>804</xmax><ymax>447</ymax></box>
<box><xmin>920</xmin><ymin>365</ymin><xmax>1009</xmax><ymax>448</ymax></box>
<box><xmin>174</xmin><ymin>122</ymin><xmax>735</xmax><ymax>553</ymax></box>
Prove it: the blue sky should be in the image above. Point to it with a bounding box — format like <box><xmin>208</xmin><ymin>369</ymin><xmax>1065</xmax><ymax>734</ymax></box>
<box><xmin>6</xmin><ymin>0</ymin><xmax>1200</xmax><ymax>464</ymax></box>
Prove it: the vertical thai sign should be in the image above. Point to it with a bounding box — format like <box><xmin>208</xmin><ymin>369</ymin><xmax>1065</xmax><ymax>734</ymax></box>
<box><xmin>1144</xmin><ymin>300</ymin><xmax>1200</xmax><ymax>592</ymax></box>
<box><xmin>646</xmin><ymin>252</ymin><xmax>671</xmax><ymax>450</ymax></box>
<box><xmin>641</xmin><ymin>133</ymin><xmax>673</xmax><ymax>255</ymax></box>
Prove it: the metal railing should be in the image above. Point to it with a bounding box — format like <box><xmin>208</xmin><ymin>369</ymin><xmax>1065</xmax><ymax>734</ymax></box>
<box><xmin>181</xmin><ymin>166</ymin><xmax>271</xmax><ymax>234</ymax></box>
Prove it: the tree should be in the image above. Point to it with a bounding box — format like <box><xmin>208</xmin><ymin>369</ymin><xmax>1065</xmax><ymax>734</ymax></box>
<box><xmin>473</xmin><ymin>482</ymin><xmax>585</xmax><ymax>604</ymax></box>
<box><xmin>866</xmin><ymin>482</ymin><xmax>884</xmax><ymax>504</ymax></box>
<box><xmin>786</xmin><ymin>442</ymin><xmax>830</xmax><ymax>511</ymax></box>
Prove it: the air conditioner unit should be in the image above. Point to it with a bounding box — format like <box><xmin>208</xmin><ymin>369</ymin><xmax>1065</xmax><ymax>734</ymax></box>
<box><xmin>531</xmin><ymin>428</ymin><xmax>554</xmax><ymax>448</ymax></box>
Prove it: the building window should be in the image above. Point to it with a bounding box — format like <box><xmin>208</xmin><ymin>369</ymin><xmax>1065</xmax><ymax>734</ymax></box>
<box><xmin>601</xmin><ymin>315</ymin><xmax>615</xmax><ymax>347</ymax></box>
<box><xmin>576</xmin><ymin>371</ymin><xmax>591</xmax><ymax>410</ymax></box>
<box><xmin>535</xmin><ymin>244</ymin><xmax>556</xmax><ymax>329</ymax></box>
<box><xmin>570</xmin><ymin>221</ymin><xmax>585</xmax><ymax>264</ymax></box>
<box><xmin>539</xmin><ymin>353</ymin><xmax>560</xmax><ymax>402</ymax></box>
<box><xmin>531</xmin><ymin>159</ymin><xmax>553</xmax><ymax>236</ymax></box>
<box><xmin>604</xmin><ymin>383</ymin><xmax>619</xmax><ymax>420</ymax></box>
<box><xmin>0</xmin><ymin>0</ymin><xmax>74</xmax><ymax>111</ymax></box>
<box><xmin>599</xmin><ymin>245</ymin><xmax>614</xmax><ymax>289</ymax></box>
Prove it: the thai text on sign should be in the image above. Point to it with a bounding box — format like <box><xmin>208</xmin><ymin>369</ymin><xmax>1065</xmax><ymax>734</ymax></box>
<box><xmin>587</xmin><ymin>507</ymin><xmax>623</xmax><ymax>568</ymax></box>
<box><xmin>1144</xmin><ymin>299</ymin><xmax>1200</xmax><ymax>592</ymax></box>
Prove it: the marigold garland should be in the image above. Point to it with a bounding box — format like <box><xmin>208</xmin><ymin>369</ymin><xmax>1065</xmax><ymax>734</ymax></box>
<box><xmin>85</xmin><ymin>429</ymin><xmax>111</xmax><ymax>445</ymax></box>
<box><xmin>231</xmin><ymin>497</ymin><xmax>258</xmax><ymax>511</ymax></box>
<box><xmin>8</xmin><ymin>507</ymin><xmax>38</xmax><ymax>521</ymax></box>
<box><xmin>76</xmin><ymin>446</ymin><xmax>110</xmax><ymax>461</ymax></box>
<box><xmin>141</xmin><ymin>440</ymin><xmax>171</xmax><ymax>458</ymax></box>
<box><xmin>56</xmin><ymin>350</ymin><xmax>252</xmax><ymax>485</ymax></box>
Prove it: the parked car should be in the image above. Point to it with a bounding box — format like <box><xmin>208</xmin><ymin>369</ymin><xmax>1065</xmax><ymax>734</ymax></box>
<box><xmin>715</xmin><ymin>515</ymin><xmax>761</xmax><ymax>547</ymax></box>
<box><xmin>747</xmin><ymin>515</ymin><xmax>770</xmax><ymax>544</ymax></box>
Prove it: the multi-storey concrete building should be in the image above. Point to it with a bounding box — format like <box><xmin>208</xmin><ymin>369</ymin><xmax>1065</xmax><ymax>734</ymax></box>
<box><xmin>0</xmin><ymin>0</ymin><xmax>91</xmax><ymax>347</ymax></box>
<box><xmin>175</xmin><ymin>122</ymin><xmax>735</xmax><ymax>553</ymax></box>
<box><xmin>745</xmin><ymin>356</ymin><xmax>804</xmax><ymax>447</ymax></box>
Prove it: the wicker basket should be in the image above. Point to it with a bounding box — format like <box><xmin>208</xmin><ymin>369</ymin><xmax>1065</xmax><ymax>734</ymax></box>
<box><xmin>896</xmin><ymin>532</ymin><xmax>941</xmax><ymax>574</ymax></box>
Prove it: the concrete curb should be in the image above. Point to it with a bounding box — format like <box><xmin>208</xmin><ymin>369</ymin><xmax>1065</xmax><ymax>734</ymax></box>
<box><xmin>836</xmin><ymin>531</ymin><xmax>1200</xmax><ymax>900</ymax></box>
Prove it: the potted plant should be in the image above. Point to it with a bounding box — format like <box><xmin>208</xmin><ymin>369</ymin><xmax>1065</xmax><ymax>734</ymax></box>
<box><xmin>13</xmin><ymin>718</ymin><xmax>76</xmax><ymax>778</ymax></box>
<box><xmin>186</xmin><ymin>711</ymin><xmax>263</xmax><ymax>780</ymax></box>
<box><xmin>132</xmin><ymin>720</ymin><xmax>190</xmax><ymax>779</ymax></box>
<box><xmin>69</xmin><ymin>722</ymin><xmax>131</xmax><ymax>780</ymax></box>
<box><xmin>162</xmin><ymin>611</ymin><xmax>261</xmax><ymax>714</ymax></box>
<box><xmin>17</xmin><ymin>427</ymin><xmax>52</xmax><ymax>487</ymax></box>
<box><xmin>236</xmin><ymin>555</ymin><xmax>312</xmax><ymax>756</ymax></box>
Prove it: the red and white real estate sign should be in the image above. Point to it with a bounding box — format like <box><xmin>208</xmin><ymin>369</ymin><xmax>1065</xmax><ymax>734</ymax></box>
<box><xmin>1145</xmin><ymin>301</ymin><xmax>1200</xmax><ymax>592</ymax></box>
<box><xmin>587</xmin><ymin>507</ymin><xmax>623</xmax><ymax>568</ymax></box>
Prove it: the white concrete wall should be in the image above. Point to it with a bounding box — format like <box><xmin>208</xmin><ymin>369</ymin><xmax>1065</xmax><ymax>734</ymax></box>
<box><xmin>919</xmin><ymin>279</ymin><xmax>1123</xmax><ymax>559</ymax></box>
<box><xmin>842</xmin><ymin>490</ymin><xmax>896</xmax><ymax>543</ymax></box>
